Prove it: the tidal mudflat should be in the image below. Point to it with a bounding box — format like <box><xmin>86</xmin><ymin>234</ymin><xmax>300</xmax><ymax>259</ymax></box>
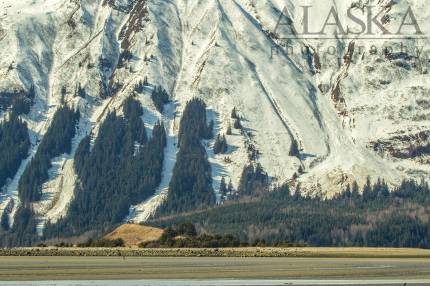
<box><xmin>0</xmin><ymin>255</ymin><xmax>430</xmax><ymax>282</ymax></box>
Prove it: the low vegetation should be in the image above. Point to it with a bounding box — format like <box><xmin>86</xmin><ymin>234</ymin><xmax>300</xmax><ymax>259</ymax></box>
<box><xmin>139</xmin><ymin>223</ymin><xmax>242</xmax><ymax>248</ymax></box>
<box><xmin>78</xmin><ymin>238</ymin><xmax>125</xmax><ymax>248</ymax></box>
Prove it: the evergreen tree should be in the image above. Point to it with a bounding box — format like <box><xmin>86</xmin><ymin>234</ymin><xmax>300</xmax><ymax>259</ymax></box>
<box><xmin>292</xmin><ymin>172</ymin><xmax>298</xmax><ymax>181</ymax></box>
<box><xmin>123</xmin><ymin>97</ymin><xmax>147</xmax><ymax>144</ymax></box>
<box><xmin>293</xmin><ymin>185</ymin><xmax>302</xmax><ymax>201</ymax></box>
<box><xmin>61</xmin><ymin>86</ymin><xmax>67</xmax><ymax>98</ymax></box>
<box><xmin>227</xmin><ymin>180</ymin><xmax>234</xmax><ymax>198</ymax></box>
<box><xmin>60</xmin><ymin>86</ymin><xmax>67</xmax><ymax>104</ymax></box>
<box><xmin>0</xmin><ymin>211</ymin><xmax>9</xmax><ymax>231</ymax></box>
<box><xmin>374</xmin><ymin>178</ymin><xmax>390</xmax><ymax>198</ymax></box>
<box><xmin>231</xmin><ymin>107</ymin><xmax>238</xmax><ymax>119</ymax></box>
<box><xmin>289</xmin><ymin>139</ymin><xmax>300</xmax><ymax>157</ymax></box>
<box><xmin>76</xmin><ymin>84</ymin><xmax>86</xmax><ymax>98</ymax></box>
<box><xmin>1</xmin><ymin>86</ymin><xmax>35</xmax><ymax>114</ymax></box>
<box><xmin>219</xmin><ymin>177</ymin><xmax>227</xmax><ymax>199</ymax></box>
<box><xmin>238</xmin><ymin>163</ymin><xmax>269</xmax><ymax>196</ymax></box>
<box><xmin>228</xmin><ymin>180</ymin><xmax>234</xmax><ymax>193</ymax></box>
<box><xmin>213</xmin><ymin>134</ymin><xmax>228</xmax><ymax>154</ymax></box>
<box><xmin>344</xmin><ymin>184</ymin><xmax>352</xmax><ymax>198</ymax></box>
<box><xmin>118</xmin><ymin>50</ymin><xmax>133</xmax><ymax>67</ymax></box>
<box><xmin>275</xmin><ymin>183</ymin><xmax>291</xmax><ymax>199</ymax></box>
<box><xmin>207</xmin><ymin>120</ymin><xmax>214</xmax><ymax>139</ymax></box>
<box><xmin>362</xmin><ymin>177</ymin><xmax>373</xmax><ymax>201</ymax></box>
<box><xmin>27</xmin><ymin>85</ymin><xmax>36</xmax><ymax>101</ymax></box>
<box><xmin>134</xmin><ymin>80</ymin><xmax>145</xmax><ymax>93</ymax></box>
<box><xmin>351</xmin><ymin>181</ymin><xmax>360</xmax><ymax>198</ymax></box>
<box><xmin>8</xmin><ymin>86</ymin><xmax>35</xmax><ymax>115</ymax></box>
<box><xmin>233</xmin><ymin>118</ymin><xmax>242</xmax><ymax>129</ymax></box>
<box><xmin>11</xmin><ymin>95</ymin><xmax>32</xmax><ymax>115</ymax></box>
<box><xmin>226</xmin><ymin>124</ymin><xmax>232</xmax><ymax>135</ymax></box>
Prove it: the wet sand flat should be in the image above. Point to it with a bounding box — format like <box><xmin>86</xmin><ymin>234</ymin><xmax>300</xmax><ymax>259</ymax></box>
<box><xmin>0</xmin><ymin>256</ymin><xmax>430</xmax><ymax>281</ymax></box>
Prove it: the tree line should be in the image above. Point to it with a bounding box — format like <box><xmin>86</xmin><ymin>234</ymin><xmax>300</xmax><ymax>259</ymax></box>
<box><xmin>151</xmin><ymin>175</ymin><xmax>430</xmax><ymax>248</ymax></box>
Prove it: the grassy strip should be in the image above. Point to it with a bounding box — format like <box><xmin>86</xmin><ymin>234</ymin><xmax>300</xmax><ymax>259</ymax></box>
<box><xmin>1</xmin><ymin>247</ymin><xmax>430</xmax><ymax>258</ymax></box>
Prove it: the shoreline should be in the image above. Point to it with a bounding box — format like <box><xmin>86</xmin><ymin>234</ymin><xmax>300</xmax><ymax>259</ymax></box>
<box><xmin>1</xmin><ymin>247</ymin><xmax>430</xmax><ymax>258</ymax></box>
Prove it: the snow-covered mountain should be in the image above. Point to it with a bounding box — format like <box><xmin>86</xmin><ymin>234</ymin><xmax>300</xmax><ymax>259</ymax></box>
<box><xmin>0</xmin><ymin>0</ymin><xmax>429</xmax><ymax>233</ymax></box>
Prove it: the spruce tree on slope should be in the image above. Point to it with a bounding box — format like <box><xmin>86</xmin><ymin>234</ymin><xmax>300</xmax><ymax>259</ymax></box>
<box><xmin>213</xmin><ymin>134</ymin><xmax>228</xmax><ymax>154</ymax></box>
<box><xmin>289</xmin><ymin>139</ymin><xmax>300</xmax><ymax>157</ymax></box>
<box><xmin>220</xmin><ymin>177</ymin><xmax>227</xmax><ymax>199</ymax></box>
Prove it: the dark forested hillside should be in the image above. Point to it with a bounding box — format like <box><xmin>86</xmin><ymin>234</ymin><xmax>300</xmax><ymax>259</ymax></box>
<box><xmin>2</xmin><ymin>106</ymin><xmax>80</xmax><ymax>246</ymax></box>
<box><xmin>177</xmin><ymin>98</ymin><xmax>213</xmax><ymax>146</ymax></box>
<box><xmin>123</xmin><ymin>96</ymin><xmax>148</xmax><ymax>144</ymax></box>
<box><xmin>45</xmin><ymin>97</ymin><xmax>166</xmax><ymax>237</ymax></box>
<box><xmin>0</xmin><ymin>112</ymin><xmax>31</xmax><ymax>191</ymax></box>
<box><xmin>151</xmin><ymin>179</ymin><xmax>430</xmax><ymax>248</ymax></box>
<box><xmin>18</xmin><ymin>106</ymin><xmax>80</xmax><ymax>203</ymax></box>
<box><xmin>161</xmin><ymin>98</ymin><xmax>215</xmax><ymax>214</ymax></box>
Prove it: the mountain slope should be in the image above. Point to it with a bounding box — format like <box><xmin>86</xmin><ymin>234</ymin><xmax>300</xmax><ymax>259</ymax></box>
<box><xmin>0</xmin><ymin>0</ymin><xmax>429</xmax><ymax>236</ymax></box>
